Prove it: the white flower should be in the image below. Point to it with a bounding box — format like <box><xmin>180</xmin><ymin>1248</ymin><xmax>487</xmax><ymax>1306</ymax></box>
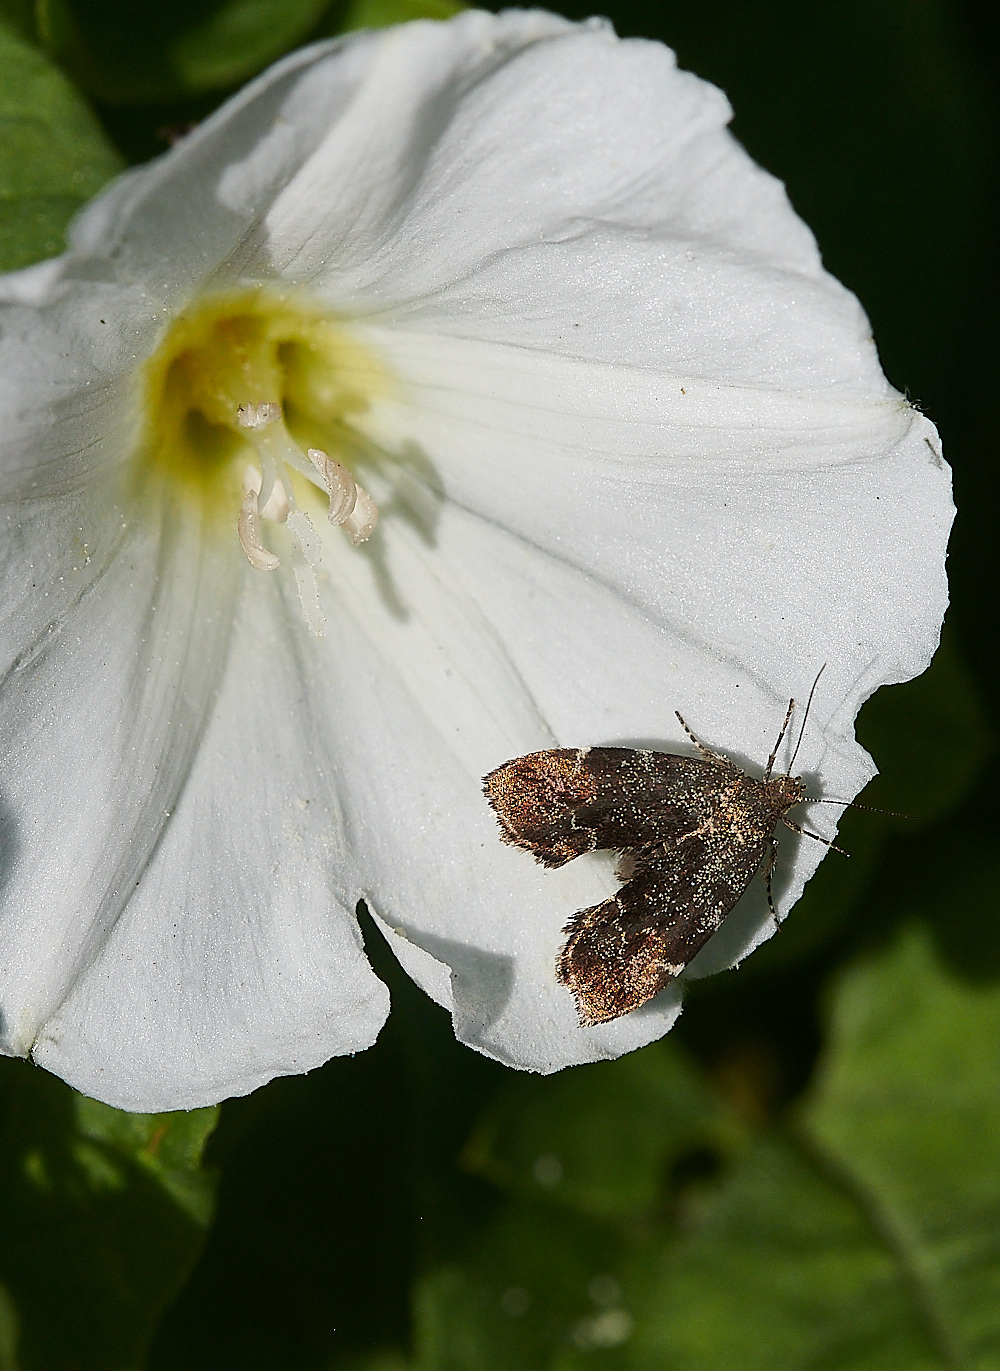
<box><xmin>0</xmin><ymin>10</ymin><xmax>952</xmax><ymax>1111</ymax></box>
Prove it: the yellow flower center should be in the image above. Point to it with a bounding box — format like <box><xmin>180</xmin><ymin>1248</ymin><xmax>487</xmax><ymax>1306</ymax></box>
<box><xmin>139</xmin><ymin>287</ymin><xmax>390</xmax><ymax>632</ymax></box>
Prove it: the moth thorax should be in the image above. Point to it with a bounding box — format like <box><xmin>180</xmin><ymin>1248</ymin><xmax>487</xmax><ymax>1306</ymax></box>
<box><xmin>765</xmin><ymin>773</ymin><xmax>807</xmax><ymax>814</ymax></box>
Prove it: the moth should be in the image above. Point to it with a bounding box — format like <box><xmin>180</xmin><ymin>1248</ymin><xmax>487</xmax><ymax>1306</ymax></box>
<box><xmin>483</xmin><ymin>678</ymin><xmax>843</xmax><ymax>1026</ymax></box>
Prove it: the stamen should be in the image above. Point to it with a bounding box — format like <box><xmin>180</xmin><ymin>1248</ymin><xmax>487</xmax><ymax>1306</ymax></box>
<box><xmin>342</xmin><ymin>486</ymin><xmax>379</xmax><ymax>545</ymax></box>
<box><xmin>237</xmin><ymin>489</ymin><xmax>280</xmax><ymax>571</ymax></box>
<box><xmin>234</xmin><ymin>408</ymin><xmax>377</xmax><ymax>608</ymax></box>
<box><xmin>307</xmin><ymin>445</ymin><xmax>379</xmax><ymax>542</ymax></box>
<box><xmin>307</xmin><ymin>447</ymin><xmax>358</xmax><ymax>524</ymax></box>
<box><xmin>292</xmin><ymin>563</ymin><xmax>326</xmax><ymax>637</ymax></box>
<box><xmin>286</xmin><ymin>509</ymin><xmax>321</xmax><ymax>566</ymax></box>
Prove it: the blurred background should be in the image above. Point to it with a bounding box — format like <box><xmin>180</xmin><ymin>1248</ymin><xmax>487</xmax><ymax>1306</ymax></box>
<box><xmin>0</xmin><ymin>1</ymin><xmax>996</xmax><ymax>1366</ymax></box>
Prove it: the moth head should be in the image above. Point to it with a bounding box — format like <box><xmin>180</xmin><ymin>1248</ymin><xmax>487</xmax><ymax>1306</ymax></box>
<box><xmin>766</xmin><ymin>772</ymin><xmax>808</xmax><ymax>815</ymax></box>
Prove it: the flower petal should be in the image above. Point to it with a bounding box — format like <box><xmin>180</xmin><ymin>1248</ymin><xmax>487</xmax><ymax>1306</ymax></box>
<box><xmin>267</xmin><ymin>506</ymin><xmax>688</xmax><ymax>1069</ymax></box>
<box><xmin>30</xmin><ymin>571</ymin><xmax>388</xmax><ymax>1111</ymax></box>
<box><xmin>261</xmin><ymin>16</ymin><xmax>870</xmax><ymax>403</ymax></box>
<box><xmin>0</xmin><ymin>478</ymin><xmax>232</xmax><ymax>1052</ymax></box>
<box><xmin>297</xmin><ymin>391</ymin><xmax>945</xmax><ymax>1068</ymax></box>
<box><xmin>0</xmin><ymin>472</ymin><xmax>386</xmax><ymax>1109</ymax></box>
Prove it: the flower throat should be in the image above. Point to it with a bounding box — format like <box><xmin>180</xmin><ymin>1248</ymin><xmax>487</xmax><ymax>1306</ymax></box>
<box><xmin>140</xmin><ymin>288</ymin><xmax>388</xmax><ymax>633</ymax></box>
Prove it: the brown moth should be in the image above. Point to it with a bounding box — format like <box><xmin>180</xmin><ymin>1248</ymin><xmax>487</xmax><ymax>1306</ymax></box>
<box><xmin>483</xmin><ymin>682</ymin><xmax>842</xmax><ymax>1026</ymax></box>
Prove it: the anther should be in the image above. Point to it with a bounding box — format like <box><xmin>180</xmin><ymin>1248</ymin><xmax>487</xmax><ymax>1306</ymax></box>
<box><xmin>238</xmin><ymin>490</ymin><xmax>280</xmax><ymax>571</ymax></box>
<box><xmin>307</xmin><ymin>445</ymin><xmax>379</xmax><ymax>543</ymax></box>
<box><xmin>307</xmin><ymin>447</ymin><xmax>358</xmax><ymax>524</ymax></box>
<box><xmin>342</xmin><ymin>486</ymin><xmax>379</xmax><ymax>545</ymax></box>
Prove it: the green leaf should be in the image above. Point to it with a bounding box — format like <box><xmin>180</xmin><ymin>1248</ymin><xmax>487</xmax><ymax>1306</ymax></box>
<box><xmin>632</xmin><ymin>928</ymin><xmax>1000</xmax><ymax>1369</ymax></box>
<box><xmin>0</xmin><ymin>20</ymin><xmax>122</xmax><ymax>270</ymax></box>
<box><xmin>0</xmin><ymin>0</ymin><xmax>32</xmax><ymax>40</ymax></box>
<box><xmin>335</xmin><ymin>0</ymin><xmax>464</xmax><ymax>35</ymax></box>
<box><xmin>804</xmin><ymin>927</ymin><xmax>1000</xmax><ymax>1365</ymax></box>
<box><xmin>0</xmin><ymin>1060</ymin><xmax>219</xmax><ymax>1371</ymax></box>
<box><xmin>425</xmin><ymin>1040</ymin><xmax>742</xmax><ymax>1370</ymax></box>
<box><xmin>627</xmin><ymin>1132</ymin><xmax>946</xmax><ymax>1371</ymax></box>
<box><xmin>172</xmin><ymin>0</ymin><xmax>332</xmax><ymax>92</ymax></box>
<box><xmin>418</xmin><ymin>930</ymin><xmax>1000</xmax><ymax>1369</ymax></box>
<box><xmin>36</xmin><ymin>0</ymin><xmax>331</xmax><ymax>103</ymax></box>
<box><xmin>412</xmin><ymin>1212</ymin><xmax>634</xmax><ymax>1371</ymax></box>
<box><xmin>464</xmin><ymin>1040</ymin><xmax>736</xmax><ymax>1222</ymax></box>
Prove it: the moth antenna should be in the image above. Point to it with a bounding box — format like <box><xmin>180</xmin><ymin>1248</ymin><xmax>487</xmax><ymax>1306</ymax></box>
<box><xmin>675</xmin><ymin>710</ymin><xmax>736</xmax><ymax>769</ymax></box>
<box><xmin>674</xmin><ymin>710</ymin><xmax>716</xmax><ymax>762</ymax></box>
<box><xmin>806</xmin><ymin>797</ymin><xmax>909</xmax><ymax>819</ymax></box>
<box><xmin>763</xmin><ymin>697</ymin><xmax>795</xmax><ymax>780</ymax></box>
<box><xmin>781</xmin><ymin>816</ymin><xmax>848</xmax><ymax>856</ymax></box>
<box><xmin>788</xmin><ymin>663</ymin><xmax>826</xmax><ymax>774</ymax></box>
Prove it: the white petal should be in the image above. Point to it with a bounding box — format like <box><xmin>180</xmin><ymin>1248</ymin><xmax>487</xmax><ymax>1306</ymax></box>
<box><xmin>0</xmin><ymin>481</ymin><xmax>235</xmax><ymax>1052</ymax></box>
<box><xmin>24</xmin><ymin>564</ymin><xmax>387</xmax><ymax>1111</ymax></box>
<box><xmin>360</xmin><ymin>329</ymin><xmax>949</xmax><ymax>683</ymax></box>
<box><xmin>0</xmin><ymin>480</ymin><xmax>386</xmax><ymax>1109</ymax></box>
<box><xmin>304</xmin><ymin>336</ymin><xmax>948</xmax><ymax>1066</ymax></box>
<box><xmin>295</xmin><ymin>513</ymin><xmax>693</xmax><ymax>1072</ymax></box>
<box><xmin>261</xmin><ymin>19</ymin><xmax>873</xmax><ymax>401</ymax></box>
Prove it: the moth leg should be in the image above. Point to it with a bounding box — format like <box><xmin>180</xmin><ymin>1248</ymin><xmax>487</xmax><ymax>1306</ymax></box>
<box><xmin>781</xmin><ymin>816</ymin><xmax>849</xmax><ymax>857</ymax></box>
<box><xmin>674</xmin><ymin>711</ymin><xmax>736</xmax><ymax>769</ymax></box>
<box><xmin>762</xmin><ymin>837</ymin><xmax>781</xmax><ymax>931</ymax></box>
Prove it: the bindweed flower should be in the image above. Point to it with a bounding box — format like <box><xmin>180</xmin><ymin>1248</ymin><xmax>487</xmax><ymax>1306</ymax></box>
<box><xmin>0</xmin><ymin>11</ymin><xmax>952</xmax><ymax>1111</ymax></box>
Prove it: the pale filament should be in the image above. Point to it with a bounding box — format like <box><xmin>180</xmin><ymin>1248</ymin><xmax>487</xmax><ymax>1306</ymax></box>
<box><xmin>234</xmin><ymin>402</ymin><xmax>379</xmax><ymax>637</ymax></box>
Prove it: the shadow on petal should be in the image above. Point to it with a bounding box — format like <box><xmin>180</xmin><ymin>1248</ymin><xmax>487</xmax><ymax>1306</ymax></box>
<box><xmin>358</xmin><ymin>440</ymin><xmax>445</xmax><ymax>617</ymax></box>
<box><xmin>374</xmin><ymin>913</ymin><xmax>517</xmax><ymax>1037</ymax></box>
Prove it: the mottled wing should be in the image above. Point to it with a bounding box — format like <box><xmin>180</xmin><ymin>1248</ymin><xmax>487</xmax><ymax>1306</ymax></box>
<box><xmin>557</xmin><ymin>827</ymin><xmax>771</xmax><ymax>1025</ymax></box>
<box><xmin>483</xmin><ymin>747</ymin><xmax>735</xmax><ymax>868</ymax></box>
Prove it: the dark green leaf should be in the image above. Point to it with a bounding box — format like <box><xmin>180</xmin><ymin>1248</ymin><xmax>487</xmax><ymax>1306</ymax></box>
<box><xmin>632</xmin><ymin>928</ymin><xmax>1000</xmax><ymax>1369</ymax></box>
<box><xmin>0</xmin><ymin>20</ymin><xmax>122</xmax><ymax>270</ymax></box>
<box><xmin>627</xmin><ymin>1132</ymin><xmax>945</xmax><ymax>1371</ymax></box>
<box><xmin>411</xmin><ymin>1210</ymin><xmax>634</xmax><ymax>1371</ymax></box>
<box><xmin>36</xmin><ymin>0</ymin><xmax>331</xmax><ymax>103</ymax></box>
<box><xmin>336</xmin><ymin>0</ymin><xmax>464</xmax><ymax>35</ymax></box>
<box><xmin>431</xmin><ymin>1040</ymin><xmax>741</xmax><ymax>1369</ymax></box>
<box><xmin>0</xmin><ymin>0</ymin><xmax>32</xmax><ymax>40</ymax></box>
<box><xmin>803</xmin><ymin>927</ymin><xmax>1000</xmax><ymax>1365</ymax></box>
<box><xmin>0</xmin><ymin>1060</ymin><xmax>218</xmax><ymax>1371</ymax></box>
<box><xmin>464</xmin><ymin>1040</ymin><xmax>735</xmax><ymax>1222</ymax></box>
<box><xmin>854</xmin><ymin>631</ymin><xmax>993</xmax><ymax>827</ymax></box>
<box><xmin>418</xmin><ymin>929</ymin><xmax>1000</xmax><ymax>1369</ymax></box>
